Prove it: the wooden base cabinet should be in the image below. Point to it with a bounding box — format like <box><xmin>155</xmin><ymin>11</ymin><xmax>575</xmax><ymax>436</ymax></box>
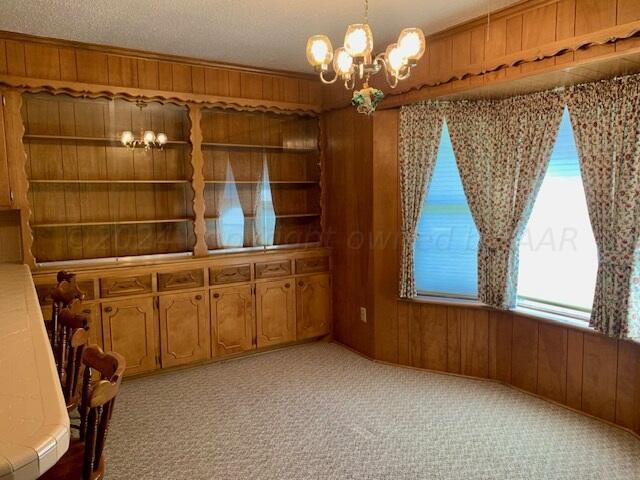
<box><xmin>256</xmin><ymin>279</ymin><xmax>296</xmax><ymax>348</ymax></box>
<box><xmin>101</xmin><ymin>297</ymin><xmax>157</xmax><ymax>376</ymax></box>
<box><xmin>296</xmin><ymin>274</ymin><xmax>331</xmax><ymax>340</ymax></box>
<box><xmin>211</xmin><ymin>285</ymin><xmax>254</xmax><ymax>356</ymax></box>
<box><xmin>159</xmin><ymin>291</ymin><xmax>210</xmax><ymax>368</ymax></box>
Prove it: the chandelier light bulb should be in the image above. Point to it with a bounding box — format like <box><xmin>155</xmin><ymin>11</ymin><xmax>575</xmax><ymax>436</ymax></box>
<box><xmin>306</xmin><ymin>35</ymin><xmax>333</xmax><ymax>67</ymax></box>
<box><xmin>121</xmin><ymin>130</ymin><xmax>134</xmax><ymax>146</ymax></box>
<box><xmin>397</xmin><ymin>28</ymin><xmax>426</xmax><ymax>61</ymax></box>
<box><xmin>156</xmin><ymin>132</ymin><xmax>168</xmax><ymax>145</ymax></box>
<box><xmin>344</xmin><ymin>23</ymin><xmax>373</xmax><ymax>58</ymax></box>
<box><xmin>143</xmin><ymin>130</ymin><xmax>156</xmax><ymax>145</ymax></box>
<box><xmin>333</xmin><ymin>47</ymin><xmax>354</xmax><ymax>77</ymax></box>
<box><xmin>385</xmin><ymin>43</ymin><xmax>407</xmax><ymax>75</ymax></box>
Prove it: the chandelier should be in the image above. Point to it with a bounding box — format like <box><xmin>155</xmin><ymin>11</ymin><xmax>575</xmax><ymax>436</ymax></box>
<box><xmin>120</xmin><ymin>101</ymin><xmax>168</xmax><ymax>150</ymax></box>
<box><xmin>305</xmin><ymin>0</ymin><xmax>425</xmax><ymax>114</ymax></box>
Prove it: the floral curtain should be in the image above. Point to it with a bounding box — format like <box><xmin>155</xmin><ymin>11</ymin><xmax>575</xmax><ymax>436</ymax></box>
<box><xmin>446</xmin><ymin>91</ymin><xmax>565</xmax><ymax>308</ymax></box>
<box><xmin>568</xmin><ymin>76</ymin><xmax>640</xmax><ymax>339</ymax></box>
<box><xmin>399</xmin><ymin>102</ymin><xmax>445</xmax><ymax>298</ymax></box>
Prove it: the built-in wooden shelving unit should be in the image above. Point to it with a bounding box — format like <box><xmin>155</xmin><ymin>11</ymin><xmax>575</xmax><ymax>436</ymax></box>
<box><xmin>21</xmin><ymin>92</ymin><xmax>322</xmax><ymax>265</ymax></box>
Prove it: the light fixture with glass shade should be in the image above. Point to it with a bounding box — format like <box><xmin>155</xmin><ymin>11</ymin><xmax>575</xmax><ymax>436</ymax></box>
<box><xmin>305</xmin><ymin>0</ymin><xmax>425</xmax><ymax>114</ymax></box>
<box><xmin>120</xmin><ymin>100</ymin><xmax>168</xmax><ymax>151</ymax></box>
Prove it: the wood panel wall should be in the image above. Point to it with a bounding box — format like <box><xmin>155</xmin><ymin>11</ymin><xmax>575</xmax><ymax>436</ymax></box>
<box><xmin>0</xmin><ymin>32</ymin><xmax>322</xmax><ymax>114</ymax></box>
<box><xmin>323</xmin><ymin>105</ymin><xmax>640</xmax><ymax>438</ymax></box>
<box><xmin>323</xmin><ymin>0</ymin><xmax>640</xmax><ymax>109</ymax></box>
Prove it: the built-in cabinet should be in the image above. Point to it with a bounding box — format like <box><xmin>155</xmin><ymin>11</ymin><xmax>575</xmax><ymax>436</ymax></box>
<box><xmin>159</xmin><ymin>291</ymin><xmax>210</xmax><ymax>368</ymax></box>
<box><xmin>210</xmin><ymin>284</ymin><xmax>254</xmax><ymax>356</ymax></box>
<box><xmin>101</xmin><ymin>297</ymin><xmax>157</xmax><ymax>376</ymax></box>
<box><xmin>256</xmin><ymin>278</ymin><xmax>296</xmax><ymax>348</ymax></box>
<box><xmin>35</xmin><ymin>249</ymin><xmax>331</xmax><ymax>377</ymax></box>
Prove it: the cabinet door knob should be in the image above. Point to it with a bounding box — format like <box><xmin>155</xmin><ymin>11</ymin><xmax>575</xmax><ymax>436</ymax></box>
<box><xmin>195</xmin><ymin>295</ymin><xmax>202</xmax><ymax>301</ymax></box>
<box><xmin>298</xmin><ymin>281</ymin><xmax>304</xmax><ymax>287</ymax></box>
<box><xmin>83</xmin><ymin>309</ymin><xmax>91</xmax><ymax>314</ymax></box>
<box><xmin>104</xmin><ymin>306</ymin><xmax>112</xmax><ymax>313</ymax></box>
<box><xmin>213</xmin><ymin>293</ymin><xmax>220</xmax><ymax>299</ymax></box>
<box><xmin>285</xmin><ymin>283</ymin><xmax>290</xmax><ymax>289</ymax></box>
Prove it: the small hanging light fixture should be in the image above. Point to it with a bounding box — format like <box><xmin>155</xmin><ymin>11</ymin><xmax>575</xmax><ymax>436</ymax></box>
<box><xmin>120</xmin><ymin>100</ymin><xmax>168</xmax><ymax>150</ymax></box>
<box><xmin>305</xmin><ymin>0</ymin><xmax>426</xmax><ymax>114</ymax></box>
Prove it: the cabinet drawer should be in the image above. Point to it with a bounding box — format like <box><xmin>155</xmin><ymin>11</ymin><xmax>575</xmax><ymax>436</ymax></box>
<box><xmin>158</xmin><ymin>269</ymin><xmax>204</xmax><ymax>291</ymax></box>
<box><xmin>36</xmin><ymin>280</ymin><xmax>95</xmax><ymax>304</ymax></box>
<box><xmin>209</xmin><ymin>264</ymin><xmax>251</xmax><ymax>285</ymax></box>
<box><xmin>100</xmin><ymin>274</ymin><xmax>152</xmax><ymax>298</ymax></box>
<box><xmin>255</xmin><ymin>260</ymin><xmax>291</xmax><ymax>279</ymax></box>
<box><xmin>295</xmin><ymin>256</ymin><xmax>329</xmax><ymax>274</ymax></box>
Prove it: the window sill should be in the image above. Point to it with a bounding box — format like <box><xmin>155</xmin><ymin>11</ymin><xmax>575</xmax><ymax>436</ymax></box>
<box><xmin>402</xmin><ymin>295</ymin><xmax>595</xmax><ymax>334</ymax></box>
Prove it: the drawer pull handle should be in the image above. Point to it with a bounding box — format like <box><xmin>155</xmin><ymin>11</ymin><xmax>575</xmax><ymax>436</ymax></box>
<box><xmin>285</xmin><ymin>283</ymin><xmax>290</xmax><ymax>289</ymax></box>
<box><xmin>83</xmin><ymin>309</ymin><xmax>91</xmax><ymax>314</ymax></box>
<box><xmin>298</xmin><ymin>281</ymin><xmax>304</xmax><ymax>287</ymax></box>
<box><xmin>213</xmin><ymin>293</ymin><xmax>220</xmax><ymax>299</ymax></box>
<box><xmin>195</xmin><ymin>295</ymin><xmax>202</xmax><ymax>301</ymax></box>
<box><xmin>104</xmin><ymin>306</ymin><xmax>113</xmax><ymax>313</ymax></box>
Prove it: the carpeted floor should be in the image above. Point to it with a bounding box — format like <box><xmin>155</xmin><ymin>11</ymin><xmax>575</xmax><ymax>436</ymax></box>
<box><xmin>105</xmin><ymin>342</ymin><xmax>640</xmax><ymax>480</ymax></box>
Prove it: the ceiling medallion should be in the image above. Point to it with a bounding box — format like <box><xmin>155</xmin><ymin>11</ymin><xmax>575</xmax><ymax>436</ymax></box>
<box><xmin>305</xmin><ymin>0</ymin><xmax>425</xmax><ymax>115</ymax></box>
<box><xmin>120</xmin><ymin>101</ymin><xmax>168</xmax><ymax>150</ymax></box>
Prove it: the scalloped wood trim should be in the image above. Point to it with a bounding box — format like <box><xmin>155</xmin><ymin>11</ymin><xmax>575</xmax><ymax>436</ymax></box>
<box><xmin>0</xmin><ymin>75</ymin><xmax>321</xmax><ymax>116</ymax></box>
<box><xmin>387</xmin><ymin>21</ymin><xmax>640</xmax><ymax>103</ymax></box>
<box><xmin>188</xmin><ymin>104</ymin><xmax>208</xmax><ymax>257</ymax></box>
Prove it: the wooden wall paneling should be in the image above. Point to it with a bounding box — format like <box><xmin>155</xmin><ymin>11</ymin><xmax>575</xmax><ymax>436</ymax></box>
<box><xmin>0</xmin><ymin>92</ymin><xmax>11</xmax><ymax>208</ymax></box>
<box><xmin>537</xmin><ymin>322</ymin><xmax>568</xmax><ymax>403</ymax></box>
<box><xmin>459</xmin><ymin>307</ymin><xmax>489</xmax><ymax>378</ymax></box>
<box><xmin>615</xmin><ymin>339</ymin><xmax>640</xmax><ymax>433</ymax></box>
<box><xmin>582</xmin><ymin>332</ymin><xmax>618</xmax><ymax>422</ymax></box>
<box><xmin>75</xmin><ymin>49</ymin><xmax>108</xmax><ymax>84</ymax></box>
<box><xmin>488</xmin><ymin>310</ymin><xmax>513</xmax><ymax>383</ymax></box>
<box><xmin>504</xmin><ymin>14</ymin><xmax>524</xmax><ymax>79</ymax></box>
<box><xmin>565</xmin><ymin>328</ymin><xmax>584</xmax><ymax>410</ymax></box>
<box><xmin>171</xmin><ymin>64</ymin><xmax>192</xmax><ymax>93</ymax></box>
<box><xmin>511</xmin><ymin>315</ymin><xmax>539</xmax><ymax>393</ymax></box>
<box><xmin>24</xmin><ymin>43</ymin><xmax>60</xmax><ymax>80</ymax></box>
<box><xmin>575</xmin><ymin>0</ymin><xmax>617</xmax><ymax>59</ymax></box>
<box><xmin>555</xmin><ymin>0</ymin><xmax>577</xmax><ymax>65</ymax></box>
<box><xmin>372</xmin><ymin>109</ymin><xmax>399</xmax><ymax>363</ymax></box>
<box><xmin>397</xmin><ymin>301</ymin><xmax>410</xmax><ymax>365</ymax></box>
<box><xmin>137</xmin><ymin>58</ymin><xmax>159</xmax><ymax>89</ymax></box>
<box><xmin>58</xmin><ymin>48</ymin><xmax>77</xmax><ymax>81</ymax></box>
<box><xmin>446</xmin><ymin>306</ymin><xmax>462</xmax><ymax>374</ymax></box>
<box><xmin>5</xmin><ymin>40</ymin><xmax>26</xmax><ymax>76</ymax></box>
<box><xmin>188</xmin><ymin>104</ymin><xmax>207</xmax><ymax>256</ymax></box>
<box><xmin>484</xmin><ymin>16</ymin><xmax>508</xmax><ymax>83</ymax></box>
<box><xmin>107</xmin><ymin>55</ymin><xmax>139</xmax><ymax>88</ymax></box>
<box><xmin>0</xmin><ymin>39</ymin><xmax>7</xmax><ymax>74</ymax></box>
<box><xmin>520</xmin><ymin>2</ymin><xmax>558</xmax><ymax>74</ymax></box>
<box><xmin>192</xmin><ymin>66</ymin><xmax>205</xmax><ymax>94</ymax></box>
<box><xmin>420</xmin><ymin>304</ymin><xmax>448</xmax><ymax>371</ymax></box>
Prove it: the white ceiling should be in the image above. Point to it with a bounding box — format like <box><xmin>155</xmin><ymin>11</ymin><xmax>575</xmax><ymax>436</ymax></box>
<box><xmin>0</xmin><ymin>0</ymin><xmax>521</xmax><ymax>74</ymax></box>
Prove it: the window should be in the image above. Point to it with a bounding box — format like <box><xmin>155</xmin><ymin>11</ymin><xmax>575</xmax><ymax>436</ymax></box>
<box><xmin>254</xmin><ymin>157</ymin><xmax>276</xmax><ymax>246</ymax></box>
<box><xmin>415</xmin><ymin>120</ymin><xmax>479</xmax><ymax>298</ymax></box>
<box><xmin>517</xmin><ymin>107</ymin><xmax>597</xmax><ymax>317</ymax></box>
<box><xmin>218</xmin><ymin>162</ymin><xmax>245</xmax><ymax>248</ymax></box>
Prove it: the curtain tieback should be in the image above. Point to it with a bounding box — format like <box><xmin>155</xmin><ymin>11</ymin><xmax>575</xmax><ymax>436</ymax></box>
<box><xmin>598</xmin><ymin>251</ymin><xmax>635</xmax><ymax>269</ymax></box>
<box><xmin>482</xmin><ymin>237</ymin><xmax>511</xmax><ymax>254</ymax></box>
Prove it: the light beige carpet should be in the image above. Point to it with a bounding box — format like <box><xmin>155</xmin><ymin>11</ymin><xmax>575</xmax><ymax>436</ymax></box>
<box><xmin>105</xmin><ymin>342</ymin><xmax>640</xmax><ymax>480</ymax></box>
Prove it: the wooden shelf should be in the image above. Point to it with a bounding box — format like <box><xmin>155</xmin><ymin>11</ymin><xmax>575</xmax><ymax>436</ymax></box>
<box><xmin>203</xmin><ymin>180</ymin><xmax>318</xmax><ymax>185</ymax></box>
<box><xmin>204</xmin><ymin>213</ymin><xmax>320</xmax><ymax>221</ymax></box>
<box><xmin>201</xmin><ymin>142</ymin><xmax>317</xmax><ymax>153</ymax></box>
<box><xmin>31</xmin><ymin>218</ymin><xmax>192</xmax><ymax>228</ymax></box>
<box><xmin>23</xmin><ymin>134</ymin><xmax>188</xmax><ymax>146</ymax></box>
<box><xmin>30</xmin><ymin>179</ymin><xmax>190</xmax><ymax>184</ymax></box>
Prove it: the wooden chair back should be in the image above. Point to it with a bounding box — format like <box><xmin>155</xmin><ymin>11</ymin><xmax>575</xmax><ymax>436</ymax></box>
<box><xmin>49</xmin><ymin>276</ymin><xmax>85</xmax><ymax>369</ymax></box>
<box><xmin>78</xmin><ymin>346</ymin><xmax>126</xmax><ymax>480</ymax></box>
<box><xmin>58</xmin><ymin>299</ymin><xmax>90</xmax><ymax>410</ymax></box>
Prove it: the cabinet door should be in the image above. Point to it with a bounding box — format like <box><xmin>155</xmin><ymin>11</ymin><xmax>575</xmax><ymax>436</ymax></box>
<box><xmin>211</xmin><ymin>285</ymin><xmax>255</xmax><ymax>356</ymax></box>
<box><xmin>296</xmin><ymin>274</ymin><xmax>331</xmax><ymax>340</ymax></box>
<box><xmin>0</xmin><ymin>95</ymin><xmax>12</xmax><ymax>208</ymax></box>
<box><xmin>101</xmin><ymin>297</ymin><xmax>157</xmax><ymax>376</ymax></box>
<box><xmin>256</xmin><ymin>279</ymin><xmax>295</xmax><ymax>348</ymax></box>
<box><xmin>78</xmin><ymin>303</ymin><xmax>103</xmax><ymax>348</ymax></box>
<box><xmin>159</xmin><ymin>291</ymin><xmax>210</xmax><ymax>368</ymax></box>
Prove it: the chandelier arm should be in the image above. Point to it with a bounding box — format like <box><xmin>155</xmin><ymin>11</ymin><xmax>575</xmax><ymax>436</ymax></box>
<box><xmin>395</xmin><ymin>67</ymin><xmax>412</xmax><ymax>81</ymax></box>
<box><xmin>344</xmin><ymin>75</ymin><xmax>356</xmax><ymax>91</ymax></box>
<box><xmin>319</xmin><ymin>69</ymin><xmax>340</xmax><ymax>85</ymax></box>
<box><xmin>375</xmin><ymin>56</ymin><xmax>400</xmax><ymax>89</ymax></box>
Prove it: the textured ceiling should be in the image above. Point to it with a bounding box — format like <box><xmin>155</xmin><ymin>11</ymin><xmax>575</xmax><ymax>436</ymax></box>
<box><xmin>0</xmin><ymin>0</ymin><xmax>521</xmax><ymax>74</ymax></box>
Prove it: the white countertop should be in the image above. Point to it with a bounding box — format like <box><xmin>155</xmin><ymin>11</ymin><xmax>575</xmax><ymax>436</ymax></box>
<box><xmin>0</xmin><ymin>264</ymin><xmax>70</xmax><ymax>480</ymax></box>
